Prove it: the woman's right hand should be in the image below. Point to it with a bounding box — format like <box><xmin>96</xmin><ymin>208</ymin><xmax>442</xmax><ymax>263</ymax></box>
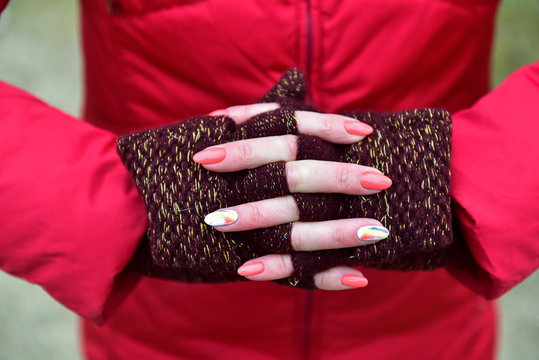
<box><xmin>195</xmin><ymin>103</ymin><xmax>392</xmax><ymax>290</ymax></box>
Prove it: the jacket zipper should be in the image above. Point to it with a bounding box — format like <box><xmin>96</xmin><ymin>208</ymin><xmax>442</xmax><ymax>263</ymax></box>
<box><xmin>304</xmin><ymin>0</ymin><xmax>314</xmax><ymax>105</ymax></box>
<box><xmin>106</xmin><ymin>0</ymin><xmax>316</xmax><ymax>355</ymax></box>
<box><xmin>302</xmin><ymin>2</ymin><xmax>315</xmax><ymax>355</ymax></box>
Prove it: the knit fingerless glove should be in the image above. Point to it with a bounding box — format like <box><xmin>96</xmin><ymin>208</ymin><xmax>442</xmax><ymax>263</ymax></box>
<box><xmin>118</xmin><ymin>69</ymin><xmax>453</xmax><ymax>286</ymax></box>
<box><xmin>257</xmin><ymin>108</ymin><xmax>453</xmax><ymax>287</ymax></box>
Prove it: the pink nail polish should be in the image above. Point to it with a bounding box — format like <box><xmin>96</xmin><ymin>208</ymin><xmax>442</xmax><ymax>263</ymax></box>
<box><xmin>341</xmin><ymin>274</ymin><xmax>368</xmax><ymax>288</ymax></box>
<box><xmin>237</xmin><ymin>262</ymin><xmax>265</xmax><ymax>277</ymax></box>
<box><xmin>361</xmin><ymin>172</ymin><xmax>392</xmax><ymax>190</ymax></box>
<box><xmin>209</xmin><ymin>109</ymin><xmax>228</xmax><ymax>117</ymax></box>
<box><xmin>193</xmin><ymin>148</ymin><xmax>226</xmax><ymax>164</ymax></box>
<box><xmin>344</xmin><ymin>120</ymin><xmax>373</xmax><ymax>137</ymax></box>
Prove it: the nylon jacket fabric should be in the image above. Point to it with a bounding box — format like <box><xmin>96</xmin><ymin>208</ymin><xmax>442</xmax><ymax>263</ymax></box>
<box><xmin>1</xmin><ymin>0</ymin><xmax>538</xmax><ymax>359</ymax></box>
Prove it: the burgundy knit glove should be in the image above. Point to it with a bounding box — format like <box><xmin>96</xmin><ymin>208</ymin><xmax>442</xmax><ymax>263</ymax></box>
<box><xmin>118</xmin><ymin>70</ymin><xmax>312</xmax><ymax>280</ymax></box>
<box><xmin>255</xmin><ymin>108</ymin><xmax>453</xmax><ymax>287</ymax></box>
<box><xmin>118</xmin><ymin>69</ymin><xmax>453</xmax><ymax>287</ymax></box>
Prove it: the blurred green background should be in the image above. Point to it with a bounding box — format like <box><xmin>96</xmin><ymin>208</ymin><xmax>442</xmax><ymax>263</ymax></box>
<box><xmin>0</xmin><ymin>1</ymin><xmax>538</xmax><ymax>359</ymax></box>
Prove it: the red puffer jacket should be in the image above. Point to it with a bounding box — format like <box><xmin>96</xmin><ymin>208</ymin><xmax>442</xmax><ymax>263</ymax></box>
<box><xmin>1</xmin><ymin>0</ymin><xmax>538</xmax><ymax>359</ymax></box>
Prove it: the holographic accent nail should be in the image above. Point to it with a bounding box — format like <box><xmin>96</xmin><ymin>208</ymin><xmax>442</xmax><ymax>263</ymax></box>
<box><xmin>204</xmin><ymin>209</ymin><xmax>238</xmax><ymax>226</ymax></box>
<box><xmin>356</xmin><ymin>225</ymin><xmax>389</xmax><ymax>243</ymax></box>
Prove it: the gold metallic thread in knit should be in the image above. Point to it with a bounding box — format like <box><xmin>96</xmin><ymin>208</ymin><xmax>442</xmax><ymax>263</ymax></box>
<box><xmin>118</xmin><ymin>69</ymin><xmax>452</xmax><ymax>280</ymax></box>
<box><xmin>117</xmin><ymin>106</ymin><xmax>298</xmax><ymax>273</ymax></box>
<box><xmin>342</xmin><ymin>108</ymin><xmax>452</xmax><ymax>270</ymax></box>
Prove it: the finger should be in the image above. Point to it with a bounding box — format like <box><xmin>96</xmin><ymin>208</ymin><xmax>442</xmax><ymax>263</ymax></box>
<box><xmin>193</xmin><ymin>135</ymin><xmax>298</xmax><ymax>171</ymax></box>
<box><xmin>291</xmin><ymin>220</ymin><xmax>389</xmax><ymax>251</ymax></box>
<box><xmin>313</xmin><ymin>266</ymin><xmax>368</xmax><ymax>290</ymax></box>
<box><xmin>204</xmin><ymin>195</ymin><xmax>391</xmax><ymax>239</ymax></box>
<box><xmin>204</xmin><ymin>196</ymin><xmax>299</xmax><ymax>232</ymax></box>
<box><xmin>193</xmin><ymin>142</ymin><xmax>392</xmax><ymax>195</ymax></box>
<box><xmin>209</xmin><ymin>103</ymin><xmax>281</xmax><ymax>124</ymax></box>
<box><xmin>295</xmin><ymin>111</ymin><xmax>373</xmax><ymax>143</ymax></box>
<box><xmin>237</xmin><ymin>256</ymin><xmax>369</xmax><ymax>291</ymax></box>
<box><xmin>196</xmin><ymin>111</ymin><xmax>374</xmax><ymax>169</ymax></box>
<box><xmin>210</xmin><ymin>104</ymin><xmax>373</xmax><ymax>144</ymax></box>
<box><xmin>286</xmin><ymin>160</ymin><xmax>392</xmax><ymax>194</ymax></box>
<box><xmin>236</xmin><ymin>254</ymin><xmax>293</xmax><ymax>280</ymax></box>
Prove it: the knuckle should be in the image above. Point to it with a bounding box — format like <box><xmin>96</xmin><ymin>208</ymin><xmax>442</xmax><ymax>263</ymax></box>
<box><xmin>318</xmin><ymin>117</ymin><xmax>336</xmax><ymax>138</ymax></box>
<box><xmin>276</xmin><ymin>255</ymin><xmax>292</xmax><ymax>276</ymax></box>
<box><xmin>245</xmin><ymin>203</ymin><xmax>267</xmax><ymax>225</ymax></box>
<box><xmin>236</xmin><ymin>141</ymin><xmax>253</xmax><ymax>162</ymax></box>
<box><xmin>314</xmin><ymin>272</ymin><xmax>333</xmax><ymax>290</ymax></box>
<box><xmin>284</xmin><ymin>135</ymin><xmax>298</xmax><ymax>160</ymax></box>
<box><xmin>334</xmin><ymin>166</ymin><xmax>353</xmax><ymax>191</ymax></box>
<box><xmin>285</xmin><ymin>162</ymin><xmax>302</xmax><ymax>191</ymax></box>
<box><xmin>290</xmin><ymin>226</ymin><xmax>303</xmax><ymax>251</ymax></box>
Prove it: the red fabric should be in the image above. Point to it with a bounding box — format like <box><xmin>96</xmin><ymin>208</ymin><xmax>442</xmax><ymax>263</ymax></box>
<box><xmin>0</xmin><ymin>82</ymin><xmax>149</xmax><ymax>324</ymax></box>
<box><xmin>448</xmin><ymin>62</ymin><xmax>539</xmax><ymax>299</ymax></box>
<box><xmin>1</xmin><ymin>0</ymin><xmax>538</xmax><ymax>358</ymax></box>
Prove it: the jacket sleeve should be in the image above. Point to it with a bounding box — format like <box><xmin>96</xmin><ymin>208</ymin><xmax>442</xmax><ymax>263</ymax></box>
<box><xmin>0</xmin><ymin>81</ymin><xmax>149</xmax><ymax>325</ymax></box>
<box><xmin>447</xmin><ymin>61</ymin><xmax>539</xmax><ymax>299</ymax></box>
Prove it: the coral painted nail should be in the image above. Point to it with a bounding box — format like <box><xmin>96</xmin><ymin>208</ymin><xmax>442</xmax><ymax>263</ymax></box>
<box><xmin>204</xmin><ymin>209</ymin><xmax>238</xmax><ymax>226</ymax></box>
<box><xmin>341</xmin><ymin>274</ymin><xmax>369</xmax><ymax>288</ymax></box>
<box><xmin>209</xmin><ymin>109</ymin><xmax>228</xmax><ymax>117</ymax></box>
<box><xmin>356</xmin><ymin>225</ymin><xmax>390</xmax><ymax>244</ymax></box>
<box><xmin>344</xmin><ymin>120</ymin><xmax>373</xmax><ymax>137</ymax></box>
<box><xmin>237</xmin><ymin>261</ymin><xmax>265</xmax><ymax>277</ymax></box>
<box><xmin>360</xmin><ymin>172</ymin><xmax>392</xmax><ymax>190</ymax></box>
<box><xmin>193</xmin><ymin>147</ymin><xmax>226</xmax><ymax>165</ymax></box>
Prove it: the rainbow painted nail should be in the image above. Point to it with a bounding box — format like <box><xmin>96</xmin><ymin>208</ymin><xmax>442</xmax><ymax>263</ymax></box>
<box><xmin>204</xmin><ymin>209</ymin><xmax>238</xmax><ymax>226</ymax></box>
<box><xmin>356</xmin><ymin>225</ymin><xmax>389</xmax><ymax>244</ymax></box>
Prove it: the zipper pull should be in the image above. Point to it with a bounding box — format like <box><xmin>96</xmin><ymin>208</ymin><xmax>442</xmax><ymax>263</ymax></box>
<box><xmin>105</xmin><ymin>0</ymin><xmax>121</xmax><ymax>14</ymax></box>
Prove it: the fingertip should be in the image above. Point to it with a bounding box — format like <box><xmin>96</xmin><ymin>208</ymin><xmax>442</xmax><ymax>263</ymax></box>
<box><xmin>204</xmin><ymin>209</ymin><xmax>238</xmax><ymax>227</ymax></box>
<box><xmin>193</xmin><ymin>147</ymin><xmax>226</xmax><ymax>165</ymax></box>
<box><xmin>356</xmin><ymin>225</ymin><xmax>390</xmax><ymax>245</ymax></box>
<box><xmin>237</xmin><ymin>261</ymin><xmax>265</xmax><ymax>277</ymax></box>
<box><xmin>341</xmin><ymin>274</ymin><xmax>369</xmax><ymax>288</ymax></box>
<box><xmin>314</xmin><ymin>266</ymin><xmax>368</xmax><ymax>290</ymax></box>
<box><xmin>360</xmin><ymin>172</ymin><xmax>392</xmax><ymax>191</ymax></box>
<box><xmin>238</xmin><ymin>254</ymin><xmax>294</xmax><ymax>281</ymax></box>
<box><xmin>227</xmin><ymin>103</ymin><xmax>281</xmax><ymax>124</ymax></box>
<box><xmin>208</xmin><ymin>109</ymin><xmax>229</xmax><ymax>117</ymax></box>
<box><xmin>344</xmin><ymin>119</ymin><xmax>373</xmax><ymax>137</ymax></box>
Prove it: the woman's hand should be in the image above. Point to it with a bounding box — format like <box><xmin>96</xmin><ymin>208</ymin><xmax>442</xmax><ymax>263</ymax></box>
<box><xmin>195</xmin><ymin>103</ymin><xmax>392</xmax><ymax>290</ymax></box>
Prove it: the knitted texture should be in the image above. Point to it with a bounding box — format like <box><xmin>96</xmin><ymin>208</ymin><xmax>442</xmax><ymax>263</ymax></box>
<box><xmin>118</xmin><ymin>70</ymin><xmax>306</xmax><ymax>279</ymax></box>
<box><xmin>118</xmin><ymin>69</ymin><xmax>453</xmax><ymax>286</ymax></box>
<box><xmin>286</xmin><ymin>109</ymin><xmax>453</xmax><ymax>287</ymax></box>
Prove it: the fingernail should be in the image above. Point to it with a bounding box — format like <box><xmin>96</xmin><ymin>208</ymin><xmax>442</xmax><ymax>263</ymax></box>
<box><xmin>361</xmin><ymin>172</ymin><xmax>392</xmax><ymax>190</ymax></box>
<box><xmin>237</xmin><ymin>261</ymin><xmax>265</xmax><ymax>277</ymax></box>
<box><xmin>344</xmin><ymin>120</ymin><xmax>373</xmax><ymax>137</ymax></box>
<box><xmin>209</xmin><ymin>109</ymin><xmax>228</xmax><ymax>117</ymax></box>
<box><xmin>204</xmin><ymin>209</ymin><xmax>238</xmax><ymax>226</ymax></box>
<box><xmin>341</xmin><ymin>274</ymin><xmax>369</xmax><ymax>288</ymax></box>
<box><xmin>193</xmin><ymin>147</ymin><xmax>226</xmax><ymax>164</ymax></box>
<box><xmin>357</xmin><ymin>225</ymin><xmax>390</xmax><ymax>244</ymax></box>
